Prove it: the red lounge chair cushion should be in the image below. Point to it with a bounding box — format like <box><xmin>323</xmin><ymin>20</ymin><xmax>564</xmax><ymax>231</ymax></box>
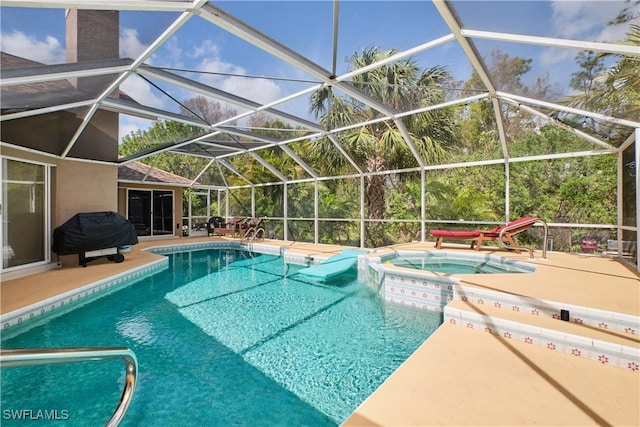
<box><xmin>430</xmin><ymin>230</ymin><xmax>481</xmax><ymax>238</ymax></box>
<box><xmin>480</xmin><ymin>216</ymin><xmax>538</xmax><ymax>236</ymax></box>
<box><xmin>506</xmin><ymin>216</ymin><xmax>537</xmax><ymax>227</ymax></box>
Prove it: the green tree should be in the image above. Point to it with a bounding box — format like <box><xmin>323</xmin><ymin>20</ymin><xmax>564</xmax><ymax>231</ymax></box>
<box><xmin>562</xmin><ymin>13</ymin><xmax>639</xmax><ymax>143</ymax></box>
<box><xmin>119</xmin><ymin>96</ymin><xmax>238</xmax><ymax>182</ymax></box>
<box><xmin>461</xmin><ymin>49</ymin><xmax>560</xmax><ymax>146</ymax></box>
<box><xmin>508</xmin><ymin>126</ymin><xmax>616</xmax><ymax>224</ymax></box>
<box><xmin>119</xmin><ymin>97</ymin><xmax>239</xmax><ymax>225</ymax></box>
<box><xmin>307</xmin><ymin>46</ymin><xmax>456</xmax><ymax>246</ymax></box>
<box><xmin>570</xmin><ymin>51</ymin><xmax>606</xmax><ymax>95</ymax></box>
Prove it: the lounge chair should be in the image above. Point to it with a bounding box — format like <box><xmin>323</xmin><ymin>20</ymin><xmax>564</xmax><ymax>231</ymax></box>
<box><xmin>429</xmin><ymin>216</ymin><xmax>540</xmax><ymax>254</ymax></box>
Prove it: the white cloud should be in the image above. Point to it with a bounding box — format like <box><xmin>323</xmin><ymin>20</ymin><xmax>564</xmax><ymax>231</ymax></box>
<box><xmin>189</xmin><ymin>39</ymin><xmax>221</xmax><ymax>59</ymax></box>
<box><xmin>550</xmin><ymin>1</ymin><xmax>600</xmax><ymax>39</ymax></box>
<box><xmin>120</xmin><ymin>74</ymin><xmax>166</xmax><ymax>109</ymax></box>
<box><xmin>597</xmin><ymin>3</ymin><xmax>640</xmax><ymax>42</ymax></box>
<box><xmin>198</xmin><ymin>57</ymin><xmax>246</xmax><ymax>84</ymax></box>
<box><xmin>539</xmin><ymin>46</ymin><xmax>573</xmax><ymax>67</ymax></box>
<box><xmin>541</xmin><ymin>1</ymin><xmax>639</xmax><ymax>67</ymax></box>
<box><xmin>150</xmin><ymin>37</ymin><xmax>183</xmax><ymax>68</ymax></box>
<box><xmin>550</xmin><ymin>1</ymin><xmax>639</xmax><ymax>41</ymax></box>
<box><xmin>220</xmin><ymin>75</ymin><xmax>282</xmax><ymax>106</ymax></box>
<box><xmin>0</xmin><ymin>30</ymin><xmax>65</xmax><ymax>64</ymax></box>
<box><xmin>120</xmin><ymin>28</ymin><xmax>148</xmax><ymax>60</ymax></box>
<box><xmin>195</xmin><ymin>43</ymin><xmax>283</xmax><ymax>105</ymax></box>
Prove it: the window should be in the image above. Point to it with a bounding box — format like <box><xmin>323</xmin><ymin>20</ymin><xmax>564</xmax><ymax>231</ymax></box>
<box><xmin>127</xmin><ymin>189</ymin><xmax>174</xmax><ymax>237</ymax></box>
<box><xmin>2</xmin><ymin>158</ymin><xmax>49</xmax><ymax>270</ymax></box>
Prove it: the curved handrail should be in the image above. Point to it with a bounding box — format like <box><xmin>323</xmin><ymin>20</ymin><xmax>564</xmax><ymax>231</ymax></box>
<box><xmin>498</xmin><ymin>217</ymin><xmax>548</xmax><ymax>260</ymax></box>
<box><xmin>241</xmin><ymin>227</ymin><xmax>265</xmax><ymax>243</ymax></box>
<box><xmin>0</xmin><ymin>347</ymin><xmax>137</xmax><ymax>427</ymax></box>
<box><xmin>251</xmin><ymin>228</ymin><xmax>265</xmax><ymax>242</ymax></box>
<box><xmin>240</xmin><ymin>228</ymin><xmax>253</xmax><ymax>242</ymax></box>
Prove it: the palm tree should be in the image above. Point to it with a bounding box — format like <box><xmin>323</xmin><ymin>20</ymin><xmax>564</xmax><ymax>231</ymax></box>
<box><xmin>307</xmin><ymin>46</ymin><xmax>456</xmax><ymax>246</ymax></box>
<box><xmin>563</xmin><ymin>23</ymin><xmax>640</xmax><ymax>143</ymax></box>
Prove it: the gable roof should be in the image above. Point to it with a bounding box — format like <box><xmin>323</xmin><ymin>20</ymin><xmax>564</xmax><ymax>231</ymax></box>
<box><xmin>118</xmin><ymin>161</ymin><xmax>192</xmax><ymax>186</ymax></box>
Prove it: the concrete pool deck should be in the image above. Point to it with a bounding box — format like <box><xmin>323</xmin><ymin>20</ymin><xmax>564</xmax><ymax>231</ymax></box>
<box><xmin>1</xmin><ymin>236</ymin><xmax>639</xmax><ymax>426</ymax></box>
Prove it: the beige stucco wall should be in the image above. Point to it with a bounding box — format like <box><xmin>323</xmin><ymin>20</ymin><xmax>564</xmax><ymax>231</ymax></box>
<box><xmin>1</xmin><ymin>146</ymin><xmax>118</xmax><ymax>226</ymax></box>
<box><xmin>55</xmin><ymin>159</ymin><xmax>118</xmax><ymax>225</ymax></box>
<box><xmin>2</xmin><ymin>146</ymin><xmax>118</xmax><ymax>268</ymax></box>
<box><xmin>55</xmin><ymin>160</ymin><xmax>117</xmax><ymax>267</ymax></box>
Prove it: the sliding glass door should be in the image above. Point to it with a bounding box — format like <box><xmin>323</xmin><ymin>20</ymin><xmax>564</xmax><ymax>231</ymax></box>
<box><xmin>127</xmin><ymin>189</ymin><xmax>174</xmax><ymax>237</ymax></box>
<box><xmin>2</xmin><ymin>158</ymin><xmax>49</xmax><ymax>270</ymax></box>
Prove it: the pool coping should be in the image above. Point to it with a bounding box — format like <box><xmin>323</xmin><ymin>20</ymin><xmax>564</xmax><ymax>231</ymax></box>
<box><xmin>1</xmin><ymin>257</ymin><xmax>168</xmax><ymax>334</ymax></box>
<box><xmin>0</xmin><ymin>240</ymin><xmax>314</xmax><ymax>333</ymax></box>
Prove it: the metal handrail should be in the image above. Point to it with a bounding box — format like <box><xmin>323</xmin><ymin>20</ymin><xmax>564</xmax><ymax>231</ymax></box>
<box><xmin>241</xmin><ymin>227</ymin><xmax>265</xmax><ymax>243</ymax></box>
<box><xmin>498</xmin><ymin>218</ymin><xmax>548</xmax><ymax>260</ymax></box>
<box><xmin>0</xmin><ymin>347</ymin><xmax>137</xmax><ymax>427</ymax></box>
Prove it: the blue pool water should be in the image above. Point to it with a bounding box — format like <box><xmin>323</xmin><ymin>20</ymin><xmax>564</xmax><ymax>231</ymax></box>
<box><xmin>1</xmin><ymin>249</ymin><xmax>442</xmax><ymax>426</ymax></box>
<box><xmin>391</xmin><ymin>252</ymin><xmax>535</xmax><ymax>274</ymax></box>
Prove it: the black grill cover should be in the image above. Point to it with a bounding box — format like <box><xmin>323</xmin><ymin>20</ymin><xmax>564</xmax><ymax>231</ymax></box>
<box><xmin>52</xmin><ymin>211</ymin><xmax>138</xmax><ymax>255</ymax></box>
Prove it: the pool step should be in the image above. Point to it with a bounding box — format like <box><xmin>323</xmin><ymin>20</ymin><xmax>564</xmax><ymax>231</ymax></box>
<box><xmin>444</xmin><ymin>299</ymin><xmax>640</xmax><ymax>373</ymax></box>
<box><xmin>451</xmin><ymin>283</ymin><xmax>639</xmax><ymax>337</ymax></box>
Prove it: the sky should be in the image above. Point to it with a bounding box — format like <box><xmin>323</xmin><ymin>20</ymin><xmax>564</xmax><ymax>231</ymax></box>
<box><xmin>1</xmin><ymin>1</ymin><xmax>637</xmax><ymax>141</ymax></box>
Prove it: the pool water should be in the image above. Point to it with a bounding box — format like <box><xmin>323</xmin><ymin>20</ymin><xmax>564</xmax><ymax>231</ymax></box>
<box><xmin>391</xmin><ymin>253</ymin><xmax>535</xmax><ymax>274</ymax></box>
<box><xmin>1</xmin><ymin>249</ymin><xmax>441</xmax><ymax>426</ymax></box>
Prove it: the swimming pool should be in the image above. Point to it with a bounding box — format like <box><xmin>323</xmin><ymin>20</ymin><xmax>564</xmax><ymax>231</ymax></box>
<box><xmin>1</xmin><ymin>248</ymin><xmax>441</xmax><ymax>426</ymax></box>
<box><xmin>388</xmin><ymin>251</ymin><xmax>536</xmax><ymax>274</ymax></box>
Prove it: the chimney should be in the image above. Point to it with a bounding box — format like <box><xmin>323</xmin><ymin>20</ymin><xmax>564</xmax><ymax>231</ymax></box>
<box><xmin>66</xmin><ymin>9</ymin><xmax>119</xmax><ymax>94</ymax></box>
<box><xmin>64</xmin><ymin>9</ymin><xmax>120</xmax><ymax>161</ymax></box>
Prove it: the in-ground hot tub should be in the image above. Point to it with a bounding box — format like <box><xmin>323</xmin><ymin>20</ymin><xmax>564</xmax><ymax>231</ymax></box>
<box><xmin>387</xmin><ymin>250</ymin><xmax>536</xmax><ymax>274</ymax></box>
<box><xmin>363</xmin><ymin>251</ymin><xmax>537</xmax><ymax>311</ymax></box>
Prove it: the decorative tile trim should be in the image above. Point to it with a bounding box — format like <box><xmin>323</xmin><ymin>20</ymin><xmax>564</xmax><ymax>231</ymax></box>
<box><xmin>145</xmin><ymin>241</ymin><xmax>242</xmax><ymax>254</ymax></box>
<box><xmin>453</xmin><ymin>284</ymin><xmax>639</xmax><ymax>336</ymax></box>
<box><xmin>368</xmin><ymin>256</ymin><xmax>638</xmax><ymax>338</ymax></box>
<box><xmin>1</xmin><ymin>257</ymin><xmax>168</xmax><ymax>335</ymax></box>
<box><xmin>367</xmin><ymin>260</ymin><xmax>460</xmax><ymax>310</ymax></box>
<box><xmin>147</xmin><ymin>240</ymin><xmax>307</xmax><ymax>263</ymax></box>
<box><xmin>1</xmin><ymin>241</ymin><xmax>304</xmax><ymax>335</ymax></box>
<box><xmin>244</xmin><ymin>242</ymin><xmax>283</xmax><ymax>256</ymax></box>
<box><xmin>443</xmin><ymin>304</ymin><xmax>640</xmax><ymax>374</ymax></box>
<box><xmin>369</xmin><ymin>252</ymin><xmax>639</xmax><ymax>373</ymax></box>
<box><xmin>382</xmin><ymin>274</ymin><xmax>455</xmax><ymax>311</ymax></box>
<box><xmin>283</xmin><ymin>252</ymin><xmax>311</xmax><ymax>266</ymax></box>
<box><xmin>364</xmin><ymin>264</ymin><xmax>382</xmax><ymax>292</ymax></box>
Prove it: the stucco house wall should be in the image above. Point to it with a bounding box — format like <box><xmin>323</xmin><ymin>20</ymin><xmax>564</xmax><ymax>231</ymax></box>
<box><xmin>1</xmin><ymin>145</ymin><xmax>119</xmax><ymax>269</ymax></box>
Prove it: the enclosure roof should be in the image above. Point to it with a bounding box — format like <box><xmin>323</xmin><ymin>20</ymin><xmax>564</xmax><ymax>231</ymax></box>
<box><xmin>0</xmin><ymin>1</ymin><xmax>638</xmax><ymax>187</ymax></box>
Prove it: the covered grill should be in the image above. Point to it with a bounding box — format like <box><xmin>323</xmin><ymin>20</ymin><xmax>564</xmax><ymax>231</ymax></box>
<box><xmin>52</xmin><ymin>211</ymin><xmax>138</xmax><ymax>267</ymax></box>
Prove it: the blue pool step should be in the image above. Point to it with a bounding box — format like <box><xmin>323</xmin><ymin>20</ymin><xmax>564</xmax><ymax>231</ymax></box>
<box><xmin>296</xmin><ymin>249</ymin><xmax>368</xmax><ymax>281</ymax></box>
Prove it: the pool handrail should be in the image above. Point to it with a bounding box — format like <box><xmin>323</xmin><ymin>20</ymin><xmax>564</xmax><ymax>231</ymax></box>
<box><xmin>498</xmin><ymin>217</ymin><xmax>548</xmax><ymax>260</ymax></box>
<box><xmin>0</xmin><ymin>346</ymin><xmax>137</xmax><ymax>427</ymax></box>
<box><xmin>241</xmin><ymin>227</ymin><xmax>265</xmax><ymax>243</ymax></box>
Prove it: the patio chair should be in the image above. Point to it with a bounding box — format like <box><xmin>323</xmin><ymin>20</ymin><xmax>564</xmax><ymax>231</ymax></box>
<box><xmin>430</xmin><ymin>216</ymin><xmax>540</xmax><ymax>254</ymax></box>
<box><xmin>208</xmin><ymin>216</ymin><xmax>236</xmax><ymax>236</ymax></box>
<box><xmin>228</xmin><ymin>216</ymin><xmax>248</xmax><ymax>235</ymax></box>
